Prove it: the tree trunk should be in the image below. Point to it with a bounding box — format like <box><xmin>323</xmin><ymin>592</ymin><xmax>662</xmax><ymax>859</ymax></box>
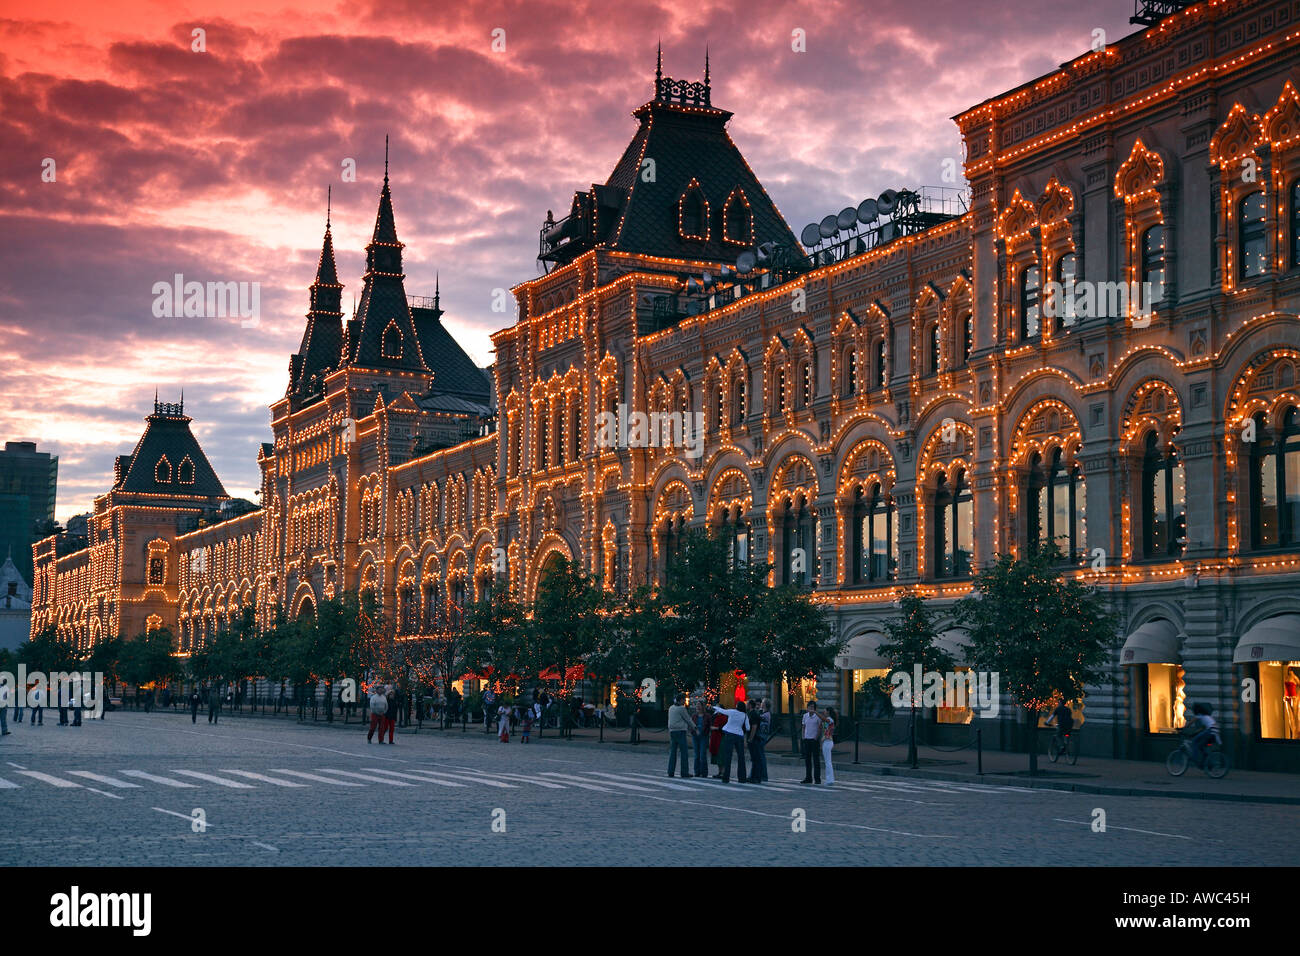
<box><xmin>909</xmin><ymin>702</ymin><xmax>919</xmax><ymax>768</ymax></box>
<box><xmin>1026</xmin><ymin>706</ymin><xmax>1039</xmax><ymax>775</ymax></box>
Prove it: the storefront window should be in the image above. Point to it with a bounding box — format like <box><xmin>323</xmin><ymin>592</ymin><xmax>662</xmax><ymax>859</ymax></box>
<box><xmin>850</xmin><ymin>668</ymin><xmax>891</xmax><ymax>720</ymax></box>
<box><xmin>1146</xmin><ymin>662</ymin><xmax>1185</xmax><ymax>733</ymax></box>
<box><xmin>1259</xmin><ymin>660</ymin><xmax>1300</xmax><ymax>740</ymax></box>
<box><xmin>778</xmin><ymin>675</ymin><xmax>819</xmax><ymax>713</ymax></box>
<box><xmin>936</xmin><ymin>667</ymin><xmax>973</xmax><ymax>724</ymax></box>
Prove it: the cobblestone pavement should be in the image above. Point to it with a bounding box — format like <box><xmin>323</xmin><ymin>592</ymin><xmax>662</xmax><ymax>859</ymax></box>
<box><xmin>0</xmin><ymin>712</ymin><xmax>1290</xmax><ymax>866</ymax></box>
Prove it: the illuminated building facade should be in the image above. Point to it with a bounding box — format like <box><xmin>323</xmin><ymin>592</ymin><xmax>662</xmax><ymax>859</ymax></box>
<box><xmin>31</xmin><ymin>0</ymin><xmax>1300</xmax><ymax>768</ymax></box>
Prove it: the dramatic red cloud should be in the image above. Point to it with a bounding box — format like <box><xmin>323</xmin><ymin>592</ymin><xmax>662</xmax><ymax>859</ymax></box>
<box><xmin>0</xmin><ymin>0</ymin><xmax>1141</xmax><ymax>519</ymax></box>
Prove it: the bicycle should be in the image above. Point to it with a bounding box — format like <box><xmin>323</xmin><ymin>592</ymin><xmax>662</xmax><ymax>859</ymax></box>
<box><xmin>1166</xmin><ymin>736</ymin><xmax>1229</xmax><ymax>778</ymax></box>
<box><xmin>1046</xmin><ymin>729</ymin><xmax>1079</xmax><ymax>765</ymax></box>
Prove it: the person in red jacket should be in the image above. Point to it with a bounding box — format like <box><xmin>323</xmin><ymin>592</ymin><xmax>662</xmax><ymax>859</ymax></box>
<box><xmin>707</xmin><ymin>706</ymin><xmax>727</xmax><ymax>778</ymax></box>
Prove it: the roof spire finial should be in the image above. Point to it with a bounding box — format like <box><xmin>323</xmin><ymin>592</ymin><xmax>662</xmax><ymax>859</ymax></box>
<box><xmin>384</xmin><ymin>134</ymin><xmax>390</xmax><ymax>185</ymax></box>
<box><xmin>326</xmin><ymin>184</ymin><xmax>332</xmax><ymax>230</ymax></box>
<box><xmin>704</xmin><ymin>46</ymin><xmax>710</xmax><ymax>90</ymax></box>
<box><xmin>435</xmin><ymin>271</ymin><xmax>440</xmax><ymax>309</ymax></box>
<box><xmin>656</xmin><ymin>40</ymin><xmax>663</xmax><ymax>94</ymax></box>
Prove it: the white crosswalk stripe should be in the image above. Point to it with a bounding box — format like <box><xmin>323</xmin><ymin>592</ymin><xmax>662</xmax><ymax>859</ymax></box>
<box><xmin>432</xmin><ymin>767</ymin><xmax>569</xmax><ymax>789</ymax></box>
<box><xmin>218</xmin><ymin>770</ymin><xmax>308</xmax><ymax>788</ymax></box>
<box><xmin>121</xmin><ymin>770</ymin><xmax>198</xmax><ymax>788</ymax></box>
<box><xmin>171</xmin><ymin>770</ymin><xmax>255</xmax><ymax>789</ymax></box>
<box><xmin>361</xmin><ymin>768</ymin><xmax>467</xmax><ymax>788</ymax></box>
<box><xmin>539</xmin><ymin>771</ymin><xmax>655</xmax><ymax>793</ymax></box>
<box><xmin>315</xmin><ymin>769</ymin><xmax>416</xmax><ymax>786</ymax></box>
<box><xmin>0</xmin><ymin>776</ymin><xmax>20</xmax><ymax>789</ymax></box>
<box><xmin>15</xmin><ymin>771</ymin><xmax>80</xmax><ymax>788</ymax></box>
<box><xmin>586</xmin><ymin>771</ymin><xmax>694</xmax><ymax>791</ymax></box>
<box><xmin>402</xmin><ymin>768</ymin><xmax>516</xmax><ymax>788</ymax></box>
<box><xmin>66</xmin><ymin>771</ymin><xmax>141</xmax><ymax>789</ymax></box>
<box><xmin>269</xmin><ymin>769</ymin><xmax>364</xmax><ymax>787</ymax></box>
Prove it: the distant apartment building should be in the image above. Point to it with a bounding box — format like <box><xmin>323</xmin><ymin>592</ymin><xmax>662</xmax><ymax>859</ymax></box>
<box><xmin>0</xmin><ymin>440</ymin><xmax>57</xmax><ymax>584</ymax></box>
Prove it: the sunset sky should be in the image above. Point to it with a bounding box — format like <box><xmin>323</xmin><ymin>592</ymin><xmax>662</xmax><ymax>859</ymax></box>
<box><xmin>0</xmin><ymin>0</ymin><xmax>1142</xmax><ymax>521</ymax></box>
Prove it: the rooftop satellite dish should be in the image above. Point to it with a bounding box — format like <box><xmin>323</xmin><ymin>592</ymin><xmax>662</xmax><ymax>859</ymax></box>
<box><xmin>800</xmin><ymin>223</ymin><xmax>822</xmax><ymax>247</ymax></box>
<box><xmin>837</xmin><ymin>207</ymin><xmax>858</xmax><ymax>230</ymax></box>
<box><xmin>686</xmin><ymin>278</ymin><xmax>701</xmax><ymax>295</ymax></box>
<box><xmin>719</xmin><ymin>264</ymin><xmax>734</xmax><ymax>280</ymax></box>
<box><xmin>877</xmin><ymin>189</ymin><xmax>899</xmax><ymax>215</ymax></box>
<box><xmin>857</xmin><ymin>198</ymin><xmax>878</xmax><ymax>224</ymax></box>
<box><xmin>736</xmin><ymin>251</ymin><xmax>756</xmax><ymax>273</ymax></box>
<box><xmin>819</xmin><ymin>214</ymin><xmax>840</xmax><ymax>239</ymax></box>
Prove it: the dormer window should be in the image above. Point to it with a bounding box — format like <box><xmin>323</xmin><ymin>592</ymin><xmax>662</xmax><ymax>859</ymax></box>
<box><xmin>155</xmin><ymin>455</ymin><xmax>171</xmax><ymax>483</ymax></box>
<box><xmin>678</xmin><ymin>180</ymin><xmax>709</xmax><ymax>241</ymax></box>
<box><xmin>722</xmin><ymin>188</ymin><xmax>752</xmax><ymax>245</ymax></box>
<box><xmin>382</xmin><ymin>320</ymin><xmax>403</xmax><ymax>359</ymax></box>
<box><xmin>177</xmin><ymin>456</ymin><xmax>195</xmax><ymax>484</ymax></box>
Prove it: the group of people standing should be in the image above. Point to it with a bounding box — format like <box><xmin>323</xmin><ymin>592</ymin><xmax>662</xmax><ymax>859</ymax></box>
<box><xmin>666</xmin><ymin>694</ymin><xmax>777</xmax><ymax>784</ymax></box>
<box><xmin>0</xmin><ymin>678</ymin><xmax>101</xmax><ymax>735</ymax></box>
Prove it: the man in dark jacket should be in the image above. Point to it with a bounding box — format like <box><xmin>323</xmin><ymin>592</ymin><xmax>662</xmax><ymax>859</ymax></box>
<box><xmin>189</xmin><ymin>689</ymin><xmax>202</xmax><ymax>723</ymax></box>
<box><xmin>384</xmin><ymin>684</ymin><xmax>397</xmax><ymax>743</ymax></box>
<box><xmin>207</xmin><ymin>685</ymin><xmax>223</xmax><ymax>724</ymax></box>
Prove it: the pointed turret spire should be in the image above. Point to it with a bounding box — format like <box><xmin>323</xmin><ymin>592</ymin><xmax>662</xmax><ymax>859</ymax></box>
<box><xmin>704</xmin><ymin>46</ymin><xmax>710</xmax><ymax>89</ymax></box>
<box><xmin>434</xmin><ymin>272</ymin><xmax>440</xmax><ymax>311</ymax></box>
<box><xmin>655</xmin><ymin>41</ymin><xmax>663</xmax><ymax>95</ymax></box>
<box><xmin>289</xmin><ymin>195</ymin><xmax>346</xmax><ymax>402</ymax></box>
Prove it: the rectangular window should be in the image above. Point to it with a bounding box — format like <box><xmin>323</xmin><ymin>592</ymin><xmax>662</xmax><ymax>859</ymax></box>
<box><xmin>954</xmin><ymin>496</ymin><xmax>973</xmax><ymax>577</ymax></box>
<box><xmin>1259</xmin><ymin>660</ymin><xmax>1300</xmax><ymax>740</ymax></box>
<box><xmin>1146</xmin><ymin>663</ymin><xmax>1185</xmax><ymax>734</ymax></box>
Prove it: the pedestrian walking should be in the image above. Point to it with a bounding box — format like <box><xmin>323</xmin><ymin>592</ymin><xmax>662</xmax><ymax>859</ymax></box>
<box><xmin>70</xmin><ymin>683</ymin><xmax>82</xmax><ymax>726</ymax></box>
<box><xmin>497</xmin><ymin>703</ymin><xmax>510</xmax><ymax>742</ymax></box>
<box><xmin>207</xmin><ymin>684</ymin><xmax>223</xmax><ymax>724</ymax></box>
<box><xmin>393</xmin><ymin>682</ymin><xmax>406</xmax><ymax>729</ymax></box>
<box><xmin>14</xmin><ymin>687</ymin><xmax>23</xmax><ymax>724</ymax></box>
<box><xmin>30</xmin><ymin>684</ymin><xmax>44</xmax><ymax>726</ymax></box>
<box><xmin>800</xmin><ymin>700</ymin><xmax>822</xmax><ymax>784</ymax></box>
<box><xmin>482</xmin><ymin>685</ymin><xmax>497</xmax><ymax>732</ymax></box>
<box><xmin>747</xmin><ymin>698</ymin><xmax>772</xmax><ymax>784</ymax></box>
<box><xmin>366</xmin><ymin>685</ymin><xmax>388</xmax><ymax>743</ymax></box>
<box><xmin>384</xmin><ymin>684</ymin><xmax>397</xmax><ymax>744</ymax></box>
<box><xmin>189</xmin><ymin>689</ymin><xmax>201</xmax><ymax>723</ymax></box>
<box><xmin>521</xmin><ymin>710</ymin><xmax>532</xmax><ymax>743</ymax></box>
<box><xmin>821</xmin><ymin>706</ymin><xmax>837</xmax><ymax>785</ymax></box>
<box><xmin>692</xmin><ymin>700</ymin><xmax>710</xmax><ymax>777</ymax></box>
<box><xmin>713</xmin><ymin>700</ymin><xmax>750</xmax><ymax>783</ymax></box>
<box><xmin>0</xmin><ymin>678</ymin><xmax>11</xmax><ymax>736</ymax></box>
<box><xmin>666</xmin><ymin>693</ymin><xmax>694</xmax><ymax>778</ymax></box>
<box><xmin>58</xmin><ymin>677</ymin><xmax>69</xmax><ymax>725</ymax></box>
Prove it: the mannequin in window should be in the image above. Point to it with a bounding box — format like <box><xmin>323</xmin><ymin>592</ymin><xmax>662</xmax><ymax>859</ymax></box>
<box><xmin>1285</xmin><ymin>666</ymin><xmax>1299</xmax><ymax>739</ymax></box>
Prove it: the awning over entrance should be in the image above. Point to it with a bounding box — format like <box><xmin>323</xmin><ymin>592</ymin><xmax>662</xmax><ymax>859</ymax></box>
<box><xmin>836</xmin><ymin>631</ymin><xmax>888</xmax><ymax>670</ymax></box>
<box><xmin>934</xmin><ymin>628</ymin><xmax>972</xmax><ymax>664</ymax></box>
<box><xmin>1120</xmin><ymin>619</ymin><xmax>1180</xmax><ymax>665</ymax></box>
<box><xmin>1233</xmin><ymin>614</ymin><xmax>1300</xmax><ymax>664</ymax></box>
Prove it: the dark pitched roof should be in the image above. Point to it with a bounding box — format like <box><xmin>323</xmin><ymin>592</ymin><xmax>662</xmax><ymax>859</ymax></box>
<box><xmin>410</xmin><ymin>304</ymin><xmax>491</xmax><ymax>404</ymax></box>
<box><xmin>114</xmin><ymin>401</ymin><xmax>228</xmax><ymax>498</ymax></box>
<box><xmin>288</xmin><ymin>223</ymin><xmax>344</xmax><ymax>400</ymax></box>
<box><xmin>542</xmin><ymin>67</ymin><xmax>798</xmax><ymax>267</ymax></box>
<box><xmin>342</xmin><ymin>176</ymin><xmax>429</xmax><ymax>374</ymax></box>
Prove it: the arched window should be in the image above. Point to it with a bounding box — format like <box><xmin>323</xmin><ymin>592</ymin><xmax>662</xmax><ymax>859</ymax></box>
<box><xmin>875</xmin><ymin>340</ymin><xmax>888</xmax><ymax>388</ymax></box>
<box><xmin>720</xmin><ymin>505</ymin><xmax>750</xmax><ymax>568</ymax></box>
<box><xmin>933</xmin><ymin>468</ymin><xmax>973</xmax><ymax>578</ymax></box>
<box><xmin>155</xmin><ymin>456</ymin><xmax>171</xmax><ymax>483</ymax></box>
<box><xmin>1027</xmin><ymin>448</ymin><xmax>1086</xmax><ymax>562</ymax></box>
<box><xmin>1250</xmin><ymin>407</ymin><xmax>1300</xmax><ymax>549</ymax></box>
<box><xmin>715</xmin><ymin>383</ymin><xmax>725</xmax><ymax>431</ymax></box>
<box><xmin>1141</xmin><ymin>225</ymin><xmax>1166</xmax><ymax>306</ymax></box>
<box><xmin>927</xmin><ymin>323</ymin><xmax>940</xmax><ymax>375</ymax></box>
<box><xmin>382</xmin><ymin>322</ymin><xmax>403</xmax><ymax>360</ymax></box>
<box><xmin>844</xmin><ymin>349</ymin><xmax>858</xmax><ymax>396</ymax></box>
<box><xmin>731</xmin><ymin>377</ymin><xmax>746</xmax><ymax>424</ymax></box>
<box><xmin>1292</xmin><ymin>181</ymin><xmax>1300</xmax><ymax>268</ymax></box>
<box><xmin>551</xmin><ymin>400</ymin><xmax>563</xmax><ymax>466</ymax></box>
<box><xmin>774</xmin><ymin>367</ymin><xmax>786</xmax><ymax>414</ymax></box>
<box><xmin>1142</xmin><ymin>430</ymin><xmax>1186</xmax><ymax>559</ymax></box>
<box><xmin>1019</xmin><ymin>265</ymin><xmax>1040</xmax><ymax>340</ymax></box>
<box><xmin>662</xmin><ymin>514</ymin><xmax>687</xmax><ymax>579</ymax></box>
<box><xmin>852</xmin><ymin>483</ymin><xmax>896</xmax><ymax>584</ymax></box>
<box><xmin>568</xmin><ymin>400</ymin><xmax>580</xmax><ymax>461</ymax></box>
<box><xmin>1239</xmin><ymin>191</ymin><xmax>1267</xmax><ymax>280</ymax></box>
<box><xmin>960</xmin><ymin>314</ymin><xmax>973</xmax><ymax>366</ymax></box>
<box><xmin>1054</xmin><ymin>253</ymin><xmax>1077</xmax><ymax>331</ymax></box>
<box><xmin>798</xmin><ymin>361</ymin><xmax>812</xmax><ymax>409</ymax></box>
<box><xmin>679</xmin><ymin>183</ymin><xmax>707</xmax><ymax>240</ymax></box>
<box><xmin>781</xmin><ymin>496</ymin><xmax>815</xmax><ymax>587</ymax></box>
<box><xmin>723</xmin><ymin>189</ymin><xmax>751</xmax><ymax>244</ymax></box>
<box><xmin>177</xmin><ymin>456</ymin><xmax>195</xmax><ymax>484</ymax></box>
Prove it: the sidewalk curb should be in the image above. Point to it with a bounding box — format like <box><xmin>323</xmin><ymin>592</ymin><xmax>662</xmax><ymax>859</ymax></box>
<box><xmin>125</xmin><ymin>709</ymin><xmax>1299</xmax><ymax>806</ymax></box>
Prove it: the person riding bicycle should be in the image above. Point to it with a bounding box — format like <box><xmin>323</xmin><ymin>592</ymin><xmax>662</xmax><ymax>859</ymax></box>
<box><xmin>1046</xmin><ymin>699</ymin><xmax>1074</xmax><ymax>743</ymax></box>
<box><xmin>1186</xmin><ymin>702</ymin><xmax>1219</xmax><ymax>767</ymax></box>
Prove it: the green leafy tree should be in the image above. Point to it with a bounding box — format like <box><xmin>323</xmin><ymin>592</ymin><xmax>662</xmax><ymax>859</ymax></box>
<box><xmin>84</xmin><ymin>635</ymin><xmax>122</xmax><ymax>690</ymax></box>
<box><xmin>530</xmin><ymin>555</ymin><xmax>609</xmax><ymax>700</ymax></box>
<box><xmin>878</xmin><ymin>591</ymin><xmax>955</xmax><ymax>768</ymax></box>
<box><xmin>955</xmin><ymin>545</ymin><xmax>1119</xmax><ymax>774</ymax></box>
<box><xmin>18</xmin><ymin>625</ymin><xmax>80</xmax><ymax>674</ymax></box>
<box><xmin>465</xmin><ymin>584</ymin><xmax>533</xmax><ymax>695</ymax></box>
<box><xmin>738</xmin><ymin>582</ymin><xmax>840</xmax><ymax>705</ymax></box>
<box><xmin>118</xmin><ymin>628</ymin><xmax>183</xmax><ymax>700</ymax></box>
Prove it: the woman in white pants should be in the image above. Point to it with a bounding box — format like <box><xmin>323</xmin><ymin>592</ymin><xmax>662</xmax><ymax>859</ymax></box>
<box><xmin>821</xmin><ymin>707</ymin><xmax>837</xmax><ymax>785</ymax></box>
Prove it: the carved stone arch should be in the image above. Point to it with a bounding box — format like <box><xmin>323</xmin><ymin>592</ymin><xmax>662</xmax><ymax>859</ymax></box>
<box><xmin>1264</xmin><ymin>79</ymin><xmax>1300</xmax><ymax>150</ymax></box>
<box><xmin>1210</xmin><ymin>102</ymin><xmax>1265</xmax><ymax>169</ymax></box>
<box><xmin>998</xmin><ymin>187</ymin><xmax>1038</xmax><ymax>241</ymax></box>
